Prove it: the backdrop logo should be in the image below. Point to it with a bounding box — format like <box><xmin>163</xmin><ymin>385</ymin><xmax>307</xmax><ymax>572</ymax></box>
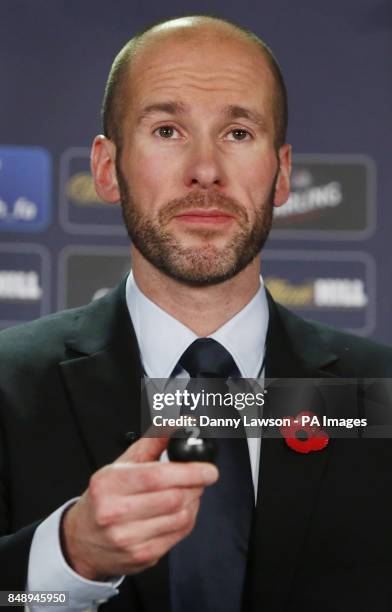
<box><xmin>266</xmin><ymin>277</ymin><xmax>367</xmax><ymax>309</ymax></box>
<box><xmin>271</xmin><ymin>154</ymin><xmax>376</xmax><ymax>240</ymax></box>
<box><xmin>67</xmin><ymin>172</ymin><xmax>104</xmax><ymax>206</ymax></box>
<box><xmin>59</xmin><ymin>148</ymin><xmax>125</xmax><ymax>235</ymax></box>
<box><xmin>275</xmin><ymin>169</ymin><xmax>342</xmax><ymax>218</ymax></box>
<box><xmin>263</xmin><ymin>250</ymin><xmax>375</xmax><ymax>335</ymax></box>
<box><xmin>0</xmin><ymin>245</ymin><xmax>50</xmax><ymax>328</ymax></box>
<box><xmin>0</xmin><ymin>270</ymin><xmax>42</xmax><ymax>300</ymax></box>
<box><xmin>0</xmin><ymin>146</ymin><xmax>51</xmax><ymax>232</ymax></box>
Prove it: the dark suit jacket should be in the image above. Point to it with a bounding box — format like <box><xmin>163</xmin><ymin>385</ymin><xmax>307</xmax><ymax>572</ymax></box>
<box><xmin>1</xmin><ymin>277</ymin><xmax>392</xmax><ymax>611</ymax></box>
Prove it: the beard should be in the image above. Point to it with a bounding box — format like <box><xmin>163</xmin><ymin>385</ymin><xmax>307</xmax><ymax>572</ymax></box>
<box><xmin>117</xmin><ymin>166</ymin><xmax>277</xmax><ymax>287</ymax></box>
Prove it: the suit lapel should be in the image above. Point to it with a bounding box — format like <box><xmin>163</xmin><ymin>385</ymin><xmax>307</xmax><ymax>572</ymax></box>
<box><xmin>60</xmin><ymin>349</ymin><xmax>141</xmax><ymax>468</ymax></box>
<box><xmin>60</xmin><ymin>280</ymin><xmax>144</xmax><ymax>468</ymax></box>
<box><xmin>59</xmin><ymin>279</ymin><xmax>171</xmax><ymax>612</ymax></box>
<box><xmin>245</xmin><ymin>293</ymin><xmax>339</xmax><ymax>612</ymax></box>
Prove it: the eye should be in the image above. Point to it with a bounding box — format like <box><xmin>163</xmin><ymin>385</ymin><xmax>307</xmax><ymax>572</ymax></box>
<box><xmin>154</xmin><ymin>125</ymin><xmax>181</xmax><ymax>139</ymax></box>
<box><xmin>226</xmin><ymin>128</ymin><xmax>252</xmax><ymax>141</ymax></box>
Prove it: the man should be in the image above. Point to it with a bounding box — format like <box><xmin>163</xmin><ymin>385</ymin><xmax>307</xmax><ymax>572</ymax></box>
<box><xmin>1</xmin><ymin>14</ymin><xmax>392</xmax><ymax>612</ymax></box>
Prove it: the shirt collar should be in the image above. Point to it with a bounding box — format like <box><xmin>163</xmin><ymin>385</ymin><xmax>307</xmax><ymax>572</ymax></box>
<box><xmin>126</xmin><ymin>271</ymin><xmax>269</xmax><ymax>379</ymax></box>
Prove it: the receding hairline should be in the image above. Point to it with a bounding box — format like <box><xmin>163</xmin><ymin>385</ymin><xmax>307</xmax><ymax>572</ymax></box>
<box><xmin>131</xmin><ymin>16</ymin><xmax>269</xmax><ymax>51</ymax></box>
<box><xmin>102</xmin><ymin>15</ymin><xmax>288</xmax><ymax>149</ymax></box>
<box><xmin>130</xmin><ymin>19</ymin><xmax>277</xmax><ymax>74</ymax></box>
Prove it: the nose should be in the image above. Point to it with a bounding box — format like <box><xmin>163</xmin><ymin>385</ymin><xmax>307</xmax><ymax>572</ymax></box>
<box><xmin>183</xmin><ymin>138</ymin><xmax>226</xmax><ymax>189</ymax></box>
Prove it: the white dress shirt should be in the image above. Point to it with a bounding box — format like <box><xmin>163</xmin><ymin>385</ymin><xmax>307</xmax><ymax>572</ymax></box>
<box><xmin>27</xmin><ymin>271</ymin><xmax>269</xmax><ymax>611</ymax></box>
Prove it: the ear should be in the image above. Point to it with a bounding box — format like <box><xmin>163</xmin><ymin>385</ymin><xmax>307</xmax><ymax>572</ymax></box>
<box><xmin>273</xmin><ymin>143</ymin><xmax>292</xmax><ymax>207</ymax></box>
<box><xmin>90</xmin><ymin>135</ymin><xmax>120</xmax><ymax>204</ymax></box>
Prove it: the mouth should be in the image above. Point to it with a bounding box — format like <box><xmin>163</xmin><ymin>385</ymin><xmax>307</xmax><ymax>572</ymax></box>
<box><xmin>172</xmin><ymin>208</ymin><xmax>236</xmax><ymax>226</ymax></box>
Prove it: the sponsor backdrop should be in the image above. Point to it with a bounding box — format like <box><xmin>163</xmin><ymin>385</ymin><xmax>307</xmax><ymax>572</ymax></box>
<box><xmin>1</xmin><ymin>0</ymin><xmax>391</xmax><ymax>342</ymax></box>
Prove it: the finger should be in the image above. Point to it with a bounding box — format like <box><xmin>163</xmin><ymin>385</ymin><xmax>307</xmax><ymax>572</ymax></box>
<box><xmin>107</xmin><ymin>461</ymin><xmax>218</xmax><ymax>494</ymax></box>
<box><xmin>121</xmin><ymin>507</ymin><xmax>201</xmax><ymax>570</ymax></box>
<box><xmin>111</xmin><ymin>499</ymin><xmax>200</xmax><ymax>549</ymax></box>
<box><xmin>94</xmin><ymin>487</ymin><xmax>204</xmax><ymax>525</ymax></box>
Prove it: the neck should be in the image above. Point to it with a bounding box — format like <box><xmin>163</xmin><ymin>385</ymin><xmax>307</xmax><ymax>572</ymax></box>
<box><xmin>131</xmin><ymin>248</ymin><xmax>261</xmax><ymax>337</ymax></box>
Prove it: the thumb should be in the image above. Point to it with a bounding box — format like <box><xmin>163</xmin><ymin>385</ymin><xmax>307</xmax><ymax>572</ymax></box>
<box><xmin>117</xmin><ymin>434</ymin><xmax>170</xmax><ymax>464</ymax></box>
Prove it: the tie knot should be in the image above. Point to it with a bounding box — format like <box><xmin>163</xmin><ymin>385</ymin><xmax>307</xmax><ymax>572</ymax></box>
<box><xmin>179</xmin><ymin>338</ymin><xmax>240</xmax><ymax>379</ymax></box>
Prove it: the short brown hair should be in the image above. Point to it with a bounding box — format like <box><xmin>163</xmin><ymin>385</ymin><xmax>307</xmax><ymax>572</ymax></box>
<box><xmin>102</xmin><ymin>15</ymin><xmax>288</xmax><ymax>150</ymax></box>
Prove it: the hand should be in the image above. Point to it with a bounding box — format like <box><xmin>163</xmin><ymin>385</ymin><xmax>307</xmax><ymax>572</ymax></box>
<box><xmin>61</xmin><ymin>436</ymin><xmax>219</xmax><ymax>580</ymax></box>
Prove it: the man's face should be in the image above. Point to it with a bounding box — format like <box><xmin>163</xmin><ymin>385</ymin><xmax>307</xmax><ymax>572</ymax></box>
<box><xmin>114</xmin><ymin>31</ymin><xmax>290</xmax><ymax>286</ymax></box>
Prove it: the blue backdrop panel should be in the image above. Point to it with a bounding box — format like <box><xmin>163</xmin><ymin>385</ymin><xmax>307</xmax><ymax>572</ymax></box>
<box><xmin>0</xmin><ymin>0</ymin><xmax>391</xmax><ymax>342</ymax></box>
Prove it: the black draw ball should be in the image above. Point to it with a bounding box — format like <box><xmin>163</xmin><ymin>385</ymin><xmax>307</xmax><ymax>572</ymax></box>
<box><xmin>168</xmin><ymin>428</ymin><xmax>217</xmax><ymax>463</ymax></box>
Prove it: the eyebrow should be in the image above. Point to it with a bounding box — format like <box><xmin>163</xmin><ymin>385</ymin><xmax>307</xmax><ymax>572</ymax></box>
<box><xmin>224</xmin><ymin>104</ymin><xmax>267</xmax><ymax>129</ymax></box>
<box><xmin>137</xmin><ymin>101</ymin><xmax>267</xmax><ymax>130</ymax></box>
<box><xmin>137</xmin><ymin>101</ymin><xmax>187</xmax><ymax>124</ymax></box>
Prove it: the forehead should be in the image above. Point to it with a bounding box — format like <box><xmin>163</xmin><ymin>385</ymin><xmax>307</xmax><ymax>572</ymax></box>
<box><xmin>125</xmin><ymin>31</ymin><xmax>275</xmax><ymax>117</ymax></box>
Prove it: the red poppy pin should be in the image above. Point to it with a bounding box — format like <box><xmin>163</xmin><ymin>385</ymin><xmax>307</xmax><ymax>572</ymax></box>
<box><xmin>279</xmin><ymin>410</ymin><xmax>329</xmax><ymax>454</ymax></box>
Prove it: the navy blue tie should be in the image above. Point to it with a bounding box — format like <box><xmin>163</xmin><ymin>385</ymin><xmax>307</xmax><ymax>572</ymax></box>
<box><xmin>169</xmin><ymin>338</ymin><xmax>254</xmax><ymax>612</ymax></box>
